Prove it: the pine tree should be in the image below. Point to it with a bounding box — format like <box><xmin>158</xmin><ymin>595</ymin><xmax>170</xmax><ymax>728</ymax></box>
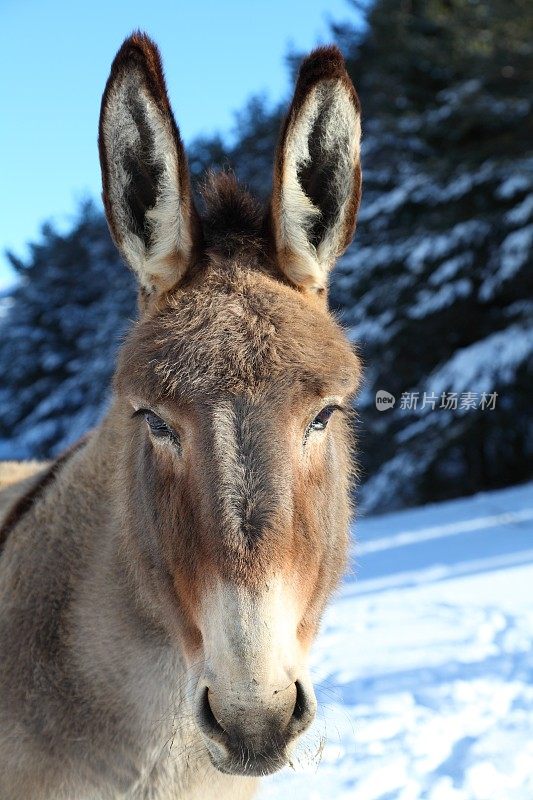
<box><xmin>329</xmin><ymin>0</ymin><xmax>533</xmax><ymax>510</ymax></box>
<box><xmin>0</xmin><ymin>202</ymin><xmax>136</xmax><ymax>458</ymax></box>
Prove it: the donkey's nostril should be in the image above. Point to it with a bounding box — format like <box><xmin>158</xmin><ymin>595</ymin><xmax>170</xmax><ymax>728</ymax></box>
<box><xmin>199</xmin><ymin>687</ymin><xmax>226</xmax><ymax>741</ymax></box>
<box><xmin>287</xmin><ymin>680</ymin><xmax>316</xmax><ymax>736</ymax></box>
<box><xmin>292</xmin><ymin>681</ymin><xmax>306</xmax><ymax>721</ymax></box>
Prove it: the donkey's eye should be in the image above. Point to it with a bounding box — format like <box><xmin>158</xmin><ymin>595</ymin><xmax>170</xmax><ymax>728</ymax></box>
<box><xmin>134</xmin><ymin>409</ymin><xmax>179</xmax><ymax>444</ymax></box>
<box><xmin>144</xmin><ymin>411</ymin><xmax>171</xmax><ymax>436</ymax></box>
<box><xmin>311</xmin><ymin>405</ymin><xmax>338</xmax><ymax>430</ymax></box>
<box><xmin>305</xmin><ymin>404</ymin><xmax>342</xmax><ymax>441</ymax></box>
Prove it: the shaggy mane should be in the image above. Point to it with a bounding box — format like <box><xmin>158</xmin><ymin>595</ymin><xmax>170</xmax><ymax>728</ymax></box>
<box><xmin>199</xmin><ymin>172</ymin><xmax>265</xmax><ymax>257</ymax></box>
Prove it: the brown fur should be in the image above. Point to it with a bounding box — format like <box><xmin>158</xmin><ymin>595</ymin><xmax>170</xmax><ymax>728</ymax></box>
<box><xmin>199</xmin><ymin>171</ymin><xmax>266</xmax><ymax>258</ymax></box>
<box><xmin>0</xmin><ymin>34</ymin><xmax>362</xmax><ymax>799</ymax></box>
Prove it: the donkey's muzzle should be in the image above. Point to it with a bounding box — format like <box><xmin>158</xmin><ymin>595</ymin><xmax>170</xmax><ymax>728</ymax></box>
<box><xmin>196</xmin><ymin>680</ymin><xmax>316</xmax><ymax>776</ymax></box>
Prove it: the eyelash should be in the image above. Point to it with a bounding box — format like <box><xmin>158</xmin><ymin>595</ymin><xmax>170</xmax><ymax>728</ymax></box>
<box><xmin>132</xmin><ymin>404</ymin><xmax>343</xmax><ymax>448</ymax></box>
<box><xmin>132</xmin><ymin>409</ymin><xmax>180</xmax><ymax>445</ymax></box>
<box><xmin>304</xmin><ymin>404</ymin><xmax>343</xmax><ymax>443</ymax></box>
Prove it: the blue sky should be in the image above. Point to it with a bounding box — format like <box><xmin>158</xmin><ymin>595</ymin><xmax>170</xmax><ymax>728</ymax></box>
<box><xmin>0</xmin><ymin>0</ymin><xmax>356</xmax><ymax>287</ymax></box>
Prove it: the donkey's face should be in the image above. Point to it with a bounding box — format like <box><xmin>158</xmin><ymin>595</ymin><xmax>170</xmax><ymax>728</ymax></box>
<box><xmin>99</xmin><ymin>35</ymin><xmax>362</xmax><ymax>777</ymax></box>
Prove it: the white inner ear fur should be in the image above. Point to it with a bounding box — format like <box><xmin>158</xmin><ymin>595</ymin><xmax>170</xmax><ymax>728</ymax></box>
<box><xmin>102</xmin><ymin>69</ymin><xmax>191</xmax><ymax>292</ymax></box>
<box><xmin>278</xmin><ymin>79</ymin><xmax>361</xmax><ymax>291</ymax></box>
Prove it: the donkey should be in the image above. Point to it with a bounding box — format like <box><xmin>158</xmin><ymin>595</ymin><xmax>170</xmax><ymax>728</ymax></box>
<box><xmin>0</xmin><ymin>34</ymin><xmax>362</xmax><ymax>800</ymax></box>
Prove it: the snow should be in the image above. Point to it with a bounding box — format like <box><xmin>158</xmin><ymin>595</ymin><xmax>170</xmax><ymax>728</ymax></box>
<box><xmin>428</xmin><ymin>254</ymin><xmax>473</xmax><ymax>287</ymax></box>
<box><xmin>426</xmin><ymin>323</ymin><xmax>533</xmax><ymax>396</ymax></box>
<box><xmin>498</xmin><ymin>225</ymin><xmax>533</xmax><ymax>275</ymax></box>
<box><xmin>359</xmin><ymin>178</ymin><xmax>421</xmax><ymax>224</ymax></box>
<box><xmin>496</xmin><ymin>174</ymin><xmax>532</xmax><ymax>200</ymax></box>
<box><xmin>406</xmin><ymin>221</ymin><xmax>489</xmax><ymax>274</ymax></box>
<box><xmin>259</xmin><ymin>483</ymin><xmax>533</xmax><ymax>800</ymax></box>
<box><xmin>408</xmin><ymin>278</ymin><xmax>472</xmax><ymax>319</ymax></box>
<box><xmin>506</xmin><ymin>195</ymin><xmax>533</xmax><ymax>226</ymax></box>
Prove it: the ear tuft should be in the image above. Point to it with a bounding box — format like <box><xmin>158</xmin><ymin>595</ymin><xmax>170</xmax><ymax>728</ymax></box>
<box><xmin>99</xmin><ymin>33</ymin><xmax>198</xmax><ymax>293</ymax></box>
<box><xmin>200</xmin><ymin>171</ymin><xmax>264</xmax><ymax>257</ymax></box>
<box><xmin>271</xmin><ymin>46</ymin><xmax>362</xmax><ymax>293</ymax></box>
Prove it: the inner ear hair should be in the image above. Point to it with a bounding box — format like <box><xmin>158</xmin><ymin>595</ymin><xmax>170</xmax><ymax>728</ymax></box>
<box><xmin>272</xmin><ymin>46</ymin><xmax>362</xmax><ymax>293</ymax></box>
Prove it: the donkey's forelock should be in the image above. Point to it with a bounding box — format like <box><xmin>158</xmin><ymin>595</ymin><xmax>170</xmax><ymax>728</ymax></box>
<box><xmin>114</xmin><ymin>165</ymin><xmax>362</xmax><ymax>405</ymax></box>
<box><xmin>116</xmin><ymin>265</ymin><xmax>360</xmax><ymax>404</ymax></box>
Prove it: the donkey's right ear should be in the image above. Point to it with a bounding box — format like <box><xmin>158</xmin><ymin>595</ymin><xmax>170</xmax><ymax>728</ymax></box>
<box><xmin>270</xmin><ymin>47</ymin><xmax>362</xmax><ymax>294</ymax></box>
<box><xmin>99</xmin><ymin>33</ymin><xmax>199</xmax><ymax>294</ymax></box>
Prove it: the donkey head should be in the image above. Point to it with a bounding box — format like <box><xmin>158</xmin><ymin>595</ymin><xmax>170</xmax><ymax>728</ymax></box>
<box><xmin>99</xmin><ymin>34</ymin><xmax>362</xmax><ymax>777</ymax></box>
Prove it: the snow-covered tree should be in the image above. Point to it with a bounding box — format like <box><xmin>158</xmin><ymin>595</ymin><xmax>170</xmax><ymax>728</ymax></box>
<box><xmin>328</xmin><ymin>0</ymin><xmax>533</xmax><ymax>510</ymax></box>
<box><xmin>0</xmin><ymin>202</ymin><xmax>136</xmax><ymax>459</ymax></box>
<box><xmin>0</xmin><ymin>0</ymin><xmax>530</xmax><ymax>512</ymax></box>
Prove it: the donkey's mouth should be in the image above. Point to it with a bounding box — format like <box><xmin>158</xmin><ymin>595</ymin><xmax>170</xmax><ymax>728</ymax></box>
<box><xmin>196</xmin><ymin>676</ymin><xmax>316</xmax><ymax>777</ymax></box>
<box><xmin>206</xmin><ymin>745</ymin><xmax>288</xmax><ymax>777</ymax></box>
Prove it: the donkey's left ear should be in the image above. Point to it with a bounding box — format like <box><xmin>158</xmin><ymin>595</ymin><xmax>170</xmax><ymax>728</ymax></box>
<box><xmin>99</xmin><ymin>33</ymin><xmax>199</xmax><ymax>294</ymax></box>
<box><xmin>271</xmin><ymin>46</ymin><xmax>362</xmax><ymax>293</ymax></box>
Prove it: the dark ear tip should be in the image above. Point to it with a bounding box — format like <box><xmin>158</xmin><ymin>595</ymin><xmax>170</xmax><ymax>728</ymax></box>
<box><xmin>297</xmin><ymin>44</ymin><xmax>348</xmax><ymax>84</ymax></box>
<box><xmin>101</xmin><ymin>31</ymin><xmax>172</xmax><ymax>125</ymax></box>
<box><xmin>109</xmin><ymin>30</ymin><xmax>163</xmax><ymax>78</ymax></box>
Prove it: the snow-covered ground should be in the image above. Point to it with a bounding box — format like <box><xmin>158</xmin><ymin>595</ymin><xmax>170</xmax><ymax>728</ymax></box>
<box><xmin>259</xmin><ymin>483</ymin><xmax>533</xmax><ymax>800</ymax></box>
